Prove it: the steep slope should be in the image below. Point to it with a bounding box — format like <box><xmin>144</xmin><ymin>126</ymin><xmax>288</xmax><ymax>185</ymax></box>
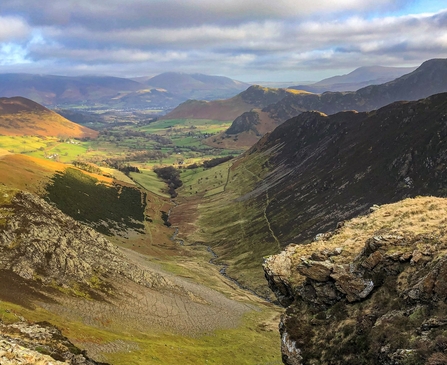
<box><xmin>264</xmin><ymin>196</ymin><xmax>447</xmax><ymax>364</ymax></box>
<box><xmin>180</xmin><ymin>92</ymin><xmax>447</xmax><ymax>296</ymax></box>
<box><xmin>0</xmin><ymin>97</ymin><xmax>98</xmax><ymax>138</ymax></box>
<box><xmin>218</xmin><ymin>58</ymin><xmax>447</xmax><ymax>149</ymax></box>
<box><xmin>291</xmin><ymin>65</ymin><xmax>415</xmax><ymax>93</ymax></box>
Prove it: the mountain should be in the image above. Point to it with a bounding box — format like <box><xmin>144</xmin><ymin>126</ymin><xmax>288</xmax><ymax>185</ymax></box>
<box><xmin>178</xmin><ymin>92</ymin><xmax>447</xmax><ymax>296</ymax></box>
<box><xmin>0</xmin><ymin>73</ymin><xmax>249</xmax><ymax>111</ymax></box>
<box><xmin>139</xmin><ymin>72</ymin><xmax>251</xmax><ymax>100</ymax></box>
<box><xmin>0</xmin><ymin>74</ymin><xmax>143</xmax><ymax>106</ymax></box>
<box><xmin>0</xmin><ymin>96</ymin><xmax>98</xmax><ymax>138</ymax></box>
<box><xmin>163</xmin><ymin>85</ymin><xmax>308</xmax><ymax>122</ymax></box>
<box><xmin>290</xmin><ymin>65</ymin><xmax>415</xmax><ymax>93</ymax></box>
<box><xmin>217</xmin><ymin>58</ymin><xmax>447</xmax><ymax>148</ymax></box>
<box><xmin>264</xmin><ymin>195</ymin><xmax>447</xmax><ymax>364</ymax></box>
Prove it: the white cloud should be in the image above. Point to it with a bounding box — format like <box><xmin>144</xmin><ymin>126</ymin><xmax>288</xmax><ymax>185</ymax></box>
<box><xmin>0</xmin><ymin>16</ymin><xmax>30</xmax><ymax>42</ymax></box>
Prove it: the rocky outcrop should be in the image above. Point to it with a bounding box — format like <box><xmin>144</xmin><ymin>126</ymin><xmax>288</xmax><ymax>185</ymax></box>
<box><xmin>226</xmin><ymin>111</ymin><xmax>261</xmax><ymax>135</ymax></box>
<box><xmin>0</xmin><ymin>188</ymin><xmax>177</xmax><ymax>293</ymax></box>
<box><xmin>264</xmin><ymin>196</ymin><xmax>447</xmax><ymax>364</ymax></box>
<box><xmin>0</xmin><ymin>320</ymin><xmax>108</xmax><ymax>364</ymax></box>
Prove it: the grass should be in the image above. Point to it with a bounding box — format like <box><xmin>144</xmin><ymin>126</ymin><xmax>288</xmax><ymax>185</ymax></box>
<box><xmin>139</xmin><ymin>119</ymin><xmax>232</xmax><ymax>135</ymax></box>
<box><xmin>0</xmin><ymin>135</ymin><xmax>91</xmax><ymax>163</ymax></box>
<box><xmin>0</xmin><ymin>298</ymin><xmax>281</xmax><ymax>365</ymax></box>
<box><xmin>129</xmin><ymin>169</ymin><xmax>171</xmax><ymax>197</ymax></box>
<box><xmin>178</xmin><ymin>161</ymin><xmax>231</xmax><ymax>197</ymax></box>
<box><xmin>171</xmin><ymin>153</ymin><xmax>282</xmax><ymax>297</ymax></box>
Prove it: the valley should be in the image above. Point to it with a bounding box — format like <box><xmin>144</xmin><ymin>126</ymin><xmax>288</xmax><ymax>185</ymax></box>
<box><xmin>0</xmin><ymin>95</ymin><xmax>282</xmax><ymax>364</ymax></box>
<box><xmin>3</xmin><ymin>58</ymin><xmax>447</xmax><ymax>365</ymax></box>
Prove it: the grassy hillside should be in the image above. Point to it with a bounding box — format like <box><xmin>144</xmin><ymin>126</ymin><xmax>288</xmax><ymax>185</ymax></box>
<box><xmin>0</xmin><ymin>184</ymin><xmax>282</xmax><ymax>364</ymax></box>
<box><xmin>0</xmin><ymin>97</ymin><xmax>98</xmax><ymax>138</ymax></box>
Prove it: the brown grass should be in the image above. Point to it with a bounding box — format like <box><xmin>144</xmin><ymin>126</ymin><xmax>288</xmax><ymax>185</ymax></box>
<box><xmin>290</xmin><ymin>196</ymin><xmax>447</xmax><ymax>266</ymax></box>
<box><xmin>0</xmin><ymin>97</ymin><xmax>97</xmax><ymax>138</ymax></box>
<box><xmin>0</xmin><ymin>154</ymin><xmax>113</xmax><ymax>194</ymax></box>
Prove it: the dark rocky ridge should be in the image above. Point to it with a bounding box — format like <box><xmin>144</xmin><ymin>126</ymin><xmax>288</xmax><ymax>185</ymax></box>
<box><xmin>241</xmin><ymin>92</ymin><xmax>447</xmax><ymax>245</ymax></box>
<box><xmin>266</xmin><ymin>58</ymin><xmax>447</xmax><ymax>121</ymax></box>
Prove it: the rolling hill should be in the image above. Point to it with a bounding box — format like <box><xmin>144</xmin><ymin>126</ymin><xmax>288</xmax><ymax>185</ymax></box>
<box><xmin>0</xmin><ymin>97</ymin><xmax>98</xmax><ymax>138</ymax></box>
<box><xmin>163</xmin><ymin>85</ymin><xmax>309</xmax><ymax>122</ymax></box>
<box><xmin>137</xmin><ymin>72</ymin><xmax>251</xmax><ymax>101</ymax></box>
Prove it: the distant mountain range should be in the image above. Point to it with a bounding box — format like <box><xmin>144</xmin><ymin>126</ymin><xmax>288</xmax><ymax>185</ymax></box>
<box><xmin>0</xmin><ymin>72</ymin><xmax>250</xmax><ymax>110</ymax></box>
<box><xmin>290</xmin><ymin>65</ymin><xmax>415</xmax><ymax>93</ymax></box>
<box><xmin>208</xmin><ymin>58</ymin><xmax>447</xmax><ymax>149</ymax></box>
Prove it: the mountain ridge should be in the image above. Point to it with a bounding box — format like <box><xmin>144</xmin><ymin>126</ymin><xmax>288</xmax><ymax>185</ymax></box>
<box><xmin>0</xmin><ymin>72</ymin><xmax>249</xmax><ymax>110</ymax></box>
<box><xmin>216</xmin><ymin>58</ymin><xmax>447</xmax><ymax>149</ymax></box>
<box><xmin>290</xmin><ymin>65</ymin><xmax>415</xmax><ymax>93</ymax></box>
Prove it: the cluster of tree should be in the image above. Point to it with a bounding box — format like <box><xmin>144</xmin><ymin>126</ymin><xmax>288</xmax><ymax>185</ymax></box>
<box><xmin>202</xmin><ymin>155</ymin><xmax>234</xmax><ymax>168</ymax></box>
<box><xmin>72</xmin><ymin>161</ymin><xmax>103</xmax><ymax>175</ymax></box>
<box><xmin>105</xmin><ymin>160</ymin><xmax>140</xmax><ymax>175</ymax></box>
<box><xmin>185</xmin><ymin>155</ymin><xmax>235</xmax><ymax>170</ymax></box>
<box><xmin>153</xmin><ymin>166</ymin><xmax>183</xmax><ymax>198</ymax></box>
<box><xmin>99</xmin><ymin>129</ymin><xmax>172</xmax><ymax>145</ymax></box>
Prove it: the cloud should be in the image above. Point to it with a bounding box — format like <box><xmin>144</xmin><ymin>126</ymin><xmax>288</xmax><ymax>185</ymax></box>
<box><xmin>0</xmin><ymin>1</ymin><xmax>446</xmax><ymax>80</ymax></box>
<box><xmin>0</xmin><ymin>16</ymin><xmax>30</xmax><ymax>42</ymax></box>
<box><xmin>0</xmin><ymin>0</ymin><xmax>403</xmax><ymax>29</ymax></box>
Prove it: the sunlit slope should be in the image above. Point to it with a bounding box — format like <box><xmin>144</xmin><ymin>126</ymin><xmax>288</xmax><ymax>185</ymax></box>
<box><xmin>0</xmin><ymin>153</ymin><xmax>110</xmax><ymax>193</ymax></box>
<box><xmin>0</xmin><ymin>97</ymin><xmax>98</xmax><ymax>138</ymax></box>
<box><xmin>162</xmin><ymin>85</ymin><xmax>306</xmax><ymax>122</ymax></box>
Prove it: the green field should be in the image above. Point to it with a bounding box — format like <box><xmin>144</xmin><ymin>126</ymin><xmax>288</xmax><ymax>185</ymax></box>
<box><xmin>130</xmin><ymin>169</ymin><xmax>171</xmax><ymax>197</ymax></box>
<box><xmin>179</xmin><ymin>161</ymin><xmax>232</xmax><ymax>197</ymax></box>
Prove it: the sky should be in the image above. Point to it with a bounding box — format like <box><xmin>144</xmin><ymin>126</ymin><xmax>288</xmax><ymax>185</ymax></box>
<box><xmin>0</xmin><ymin>0</ymin><xmax>446</xmax><ymax>82</ymax></box>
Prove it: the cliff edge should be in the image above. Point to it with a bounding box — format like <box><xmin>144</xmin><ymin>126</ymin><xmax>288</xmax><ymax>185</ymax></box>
<box><xmin>264</xmin><ymin>196</ymin><xmax>447</xmax><ymax>364</ymax></box>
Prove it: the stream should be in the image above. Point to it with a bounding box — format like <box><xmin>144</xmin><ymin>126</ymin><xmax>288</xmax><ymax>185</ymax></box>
<box><xmin>168</xmin><ymin>199</ymin><xmax>270</xmax><ymax>301</ymax></box>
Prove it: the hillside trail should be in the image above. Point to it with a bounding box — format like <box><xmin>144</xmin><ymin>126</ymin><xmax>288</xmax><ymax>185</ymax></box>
<box><xmin>241</xmin><ymin>164</ymin><xmax>281</xmax><ymax>251</ymax></box>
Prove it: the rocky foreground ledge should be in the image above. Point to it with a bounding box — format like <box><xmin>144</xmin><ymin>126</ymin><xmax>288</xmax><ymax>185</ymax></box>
<box><xmin>264</xmin><ymin>196</ymin><xmax>447</xmax><ymax>365</ymax></box>
<box><xmin>0</xmin><ymin>320</ymin><xmax>108</xmax><ymax>365</ymax></box>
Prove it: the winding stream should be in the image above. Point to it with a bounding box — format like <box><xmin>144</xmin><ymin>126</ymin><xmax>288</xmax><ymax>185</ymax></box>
<box><xmin>168</xmin><ymin>199</ymin><xmax>270</xmax><ymax>301</ymax></box>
